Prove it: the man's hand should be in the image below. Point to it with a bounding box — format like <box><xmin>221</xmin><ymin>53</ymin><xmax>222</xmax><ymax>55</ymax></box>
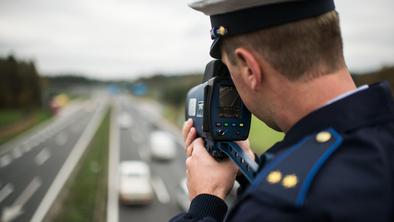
<box><xmin>186</xmin><ymin>138</ymin><xmax>238</xmax><ymax>200</ymax></box>
<box><xmin>182</xmin><ymin>119</ymin><xmax>255</xmax><ymax>200</ymax></box>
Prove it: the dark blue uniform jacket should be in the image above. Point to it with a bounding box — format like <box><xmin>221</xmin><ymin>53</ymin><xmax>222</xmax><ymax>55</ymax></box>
<box><xmin>170</xmin><ymin>81</ymin><xmax>394</xmax><ymax>222</ymax></box>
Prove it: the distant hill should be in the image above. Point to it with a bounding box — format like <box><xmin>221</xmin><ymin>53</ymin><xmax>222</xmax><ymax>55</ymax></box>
<box><xmin>133</xmin><ymin>74</ymin><xmax>202</xmax><ymax>106</ymax></box>
<box><xmin>42</xmin><ymin>75</ymin><xmax>103</xmax><ymax>88</ymax></box>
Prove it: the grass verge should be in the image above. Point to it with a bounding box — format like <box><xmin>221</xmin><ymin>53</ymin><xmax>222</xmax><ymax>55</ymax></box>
<box><xmin>162</xmin><ymin>104</ymin><xmax>185</xmax><ymax>128</ymax></box>
<box><xmin>50</xmin><ymin>109</ymin><xmax>110</xmax><ymax>222</ymax></box>
<box><xmin>0</xmin><ymin>109</ymin><xmax>52</xmax><ymax>145</ymax></box>
<box><xmin>249</xmin><ymin>115</ymin><xmax>284</xmax><ymax>154</ymax></box>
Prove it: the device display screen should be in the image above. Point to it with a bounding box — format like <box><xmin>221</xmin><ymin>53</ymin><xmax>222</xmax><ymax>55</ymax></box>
<box><xmin>219</xmin><ymin>86</ymin><xmax>241</xmax><ymax>118</ymax></box>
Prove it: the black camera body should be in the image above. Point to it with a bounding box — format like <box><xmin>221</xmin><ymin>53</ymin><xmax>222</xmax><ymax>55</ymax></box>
<box><xmin>185</xmin><ymin>60</ymin><xmax>251</xmax><ymax>158</ymax></box>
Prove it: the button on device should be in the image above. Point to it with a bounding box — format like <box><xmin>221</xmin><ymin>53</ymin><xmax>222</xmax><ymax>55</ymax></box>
<box><xmin>224</xmin><ymin>123</ymin><xmax>229</xmax><ymax>127</ymax></box>
<box><xmin>239</xmin><ymin>123</ymin><xmax>244</xmax><ymax>127</ymax></box>
<box><xmin>217</xmin><ymin>129</ymin><xmax>225</xmax><ymax>136</ymax></box>
<box><xmin>231</xmin><ymin>123</ymin><xmax>237</xmax><ymax>127</ymax></box>
<box><xmin>236</xmin><ymin>131</ymin><xmax>240</xmax><ymax>135</ymax></box>
<box><xmin>216</xmin><ymin>122</ymin><xmax>222</xmax><ymax>127</ymax></box>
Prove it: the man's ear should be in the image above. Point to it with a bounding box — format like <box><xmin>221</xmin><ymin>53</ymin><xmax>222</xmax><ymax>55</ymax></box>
<box><xmin>234</xmin><ymin>48</ymin><xmax>262</xmax><ymax>91</ymax></box>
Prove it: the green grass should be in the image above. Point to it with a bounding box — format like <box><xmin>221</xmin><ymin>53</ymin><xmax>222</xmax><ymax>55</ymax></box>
<box><xmin>36</xmin><ymin>110</ymin><xmax>52</xmax><ymax>122</ymax></box>
<box><xmin>162</xmin><ymin>104</ymin><xmax>185</xmax><ymax>128</ymax></box>
<box><xmin>52</xmin><ymin>110</ymin><xmax>110</xmax><ymax>222</ymax></box>
<box><xmin>0</xmin><ymin>109</ymin><xmax>52</xmax><ymax>145</ymax></box>
<box><xmin>0</xmin><ymin>110</ymin><xmax>24</xmax><ymax>127</ymax></box>
<box><xmin>248</xmin><ymin>115</ymin><xmax>284</xmax><ymax>154</ymax></box>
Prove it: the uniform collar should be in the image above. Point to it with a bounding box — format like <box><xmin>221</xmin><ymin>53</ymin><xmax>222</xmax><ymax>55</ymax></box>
<box><xmin>323</xmin><ymin>84</ymin><xmax>369</xmax><ymax>107</ymax></box>
<box><xmin>270</xmin><ymin>81</ymin><xmax>394</xmax><ymax>152</ymax></box>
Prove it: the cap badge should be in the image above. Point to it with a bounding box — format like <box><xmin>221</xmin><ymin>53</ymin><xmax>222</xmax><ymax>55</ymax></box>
<box><xmin>210</xmin><ymin>26</ymin><xmax>228</xmax><ymax>39</ymax></box>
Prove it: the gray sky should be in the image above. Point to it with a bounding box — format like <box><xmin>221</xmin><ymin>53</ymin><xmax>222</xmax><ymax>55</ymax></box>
<box><xmin>0</xmin><ymin>0</ymin><xmax>393</xmax><ymax>80</ymax></box>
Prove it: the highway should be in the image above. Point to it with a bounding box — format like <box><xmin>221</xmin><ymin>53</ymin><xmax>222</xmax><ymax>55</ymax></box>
<box><xmin>0</xmin><ymin>96</ymin><xmax>108</xmax><ymax>222</ymax></box>
<box><xmin>0</xmin><ymin>93</ymin><xmax>190</xmax><ymax>222</ymax></box>
<box><xmin>110</xmin><ymin>96</ymin><xmax>187</xmax><ymax>222</ymax></box>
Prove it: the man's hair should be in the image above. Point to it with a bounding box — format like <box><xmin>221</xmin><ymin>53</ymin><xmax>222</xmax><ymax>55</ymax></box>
<box><xmin>222</xmin><ymin>11</ymin><xmax>346</xmax><ymax>81</ymax></box>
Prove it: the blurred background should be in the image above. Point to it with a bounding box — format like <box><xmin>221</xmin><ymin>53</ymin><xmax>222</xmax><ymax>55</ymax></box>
<box><xmin>0</xmin><ymin>0</ymin><xmax>393</xmax><ymax>221</ymax></box>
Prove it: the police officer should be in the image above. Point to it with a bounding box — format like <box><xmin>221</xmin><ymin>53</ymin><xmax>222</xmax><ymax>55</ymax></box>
<box><xmin>170</xmin><ymin>0</ymin><xmax>394</xmax><ymax>221</ymax></box>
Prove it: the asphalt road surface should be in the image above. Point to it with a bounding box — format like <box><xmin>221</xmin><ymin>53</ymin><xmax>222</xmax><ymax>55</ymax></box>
<box><xmin>0</xmin><ymin>97</ymin><xmax>107</xmax><ymax>222</ymax></box>
<box><xmin>0</xmin><ymin>94</ymin><xmax>189</xmax><ymax>222</ymax></box>
<box><xmin>111</xmin><ymin>96</ymin><xmax>187</xmax><ymax>222</ymax></box>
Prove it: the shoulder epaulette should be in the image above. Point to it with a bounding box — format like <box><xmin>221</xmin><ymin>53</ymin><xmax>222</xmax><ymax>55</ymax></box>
<box><xmin>250</xmin><ymin>128</ymin><xmax>343</xmax><ymax>208</ymax></box>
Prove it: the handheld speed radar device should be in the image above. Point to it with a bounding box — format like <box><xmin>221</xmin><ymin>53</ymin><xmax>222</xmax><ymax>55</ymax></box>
<box><xmin>185</xmin><ymin>60</ymin><xmax>259</xmax><ymax>182</ymax></box>
<box><xmin>185</xmin><ymin>60</ymin><xmax>250</xmax><ymax>151</ymax></box>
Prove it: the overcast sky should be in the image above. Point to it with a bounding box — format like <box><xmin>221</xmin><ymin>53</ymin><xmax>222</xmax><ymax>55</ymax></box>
<box><xmin>0</xmin><ymin>0</ymin><xmax>393</xmax><ymax>80</ymax></box>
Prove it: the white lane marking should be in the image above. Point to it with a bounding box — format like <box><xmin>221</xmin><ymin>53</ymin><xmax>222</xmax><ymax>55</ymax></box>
<box><xmin>43</xmin><ymin>133</ymin><xmax>51</xmax><ymax>141</ymax></box>
<box><xmin>47</xmin><ymin>129</ymin><xmax>57</xmax><ymax>138</ymax></box>
<box><xmin>35</xmin><ymin>148</ymin><xmax>50</xmax><ymax>166</ymax></box>
<box><xmin>1</xmin><ymin>177</ymin><xmax>42</xmax><ymax>222</ymax></box>
<box><xmin>71</xmin><ymin>122</ymin><xmax>83</xmax><ymax>133</ymax></box>
<box><xmin>31</xmin><ymin>140</ymin><xmax>40</xmax><ymax>147</ymax></box>
<box><xmin>31</xmin><ymin>99</ymin><xmax>108</xmax><ymax>222</ymax></box>
<box><xmin>70</xmin><ymin>125</ymin><xmax>79</xmax><ymax>133</ymax></box>
<box><xmin>12</xmin><ymin>147</ymin><xmax>22</xmax><ymax>159</ymax></box>
<box><xmin>0</xmin><ymin>155</ymin><xmax>12</xmax><ymax>168</ymax></box>
<box><xmin>1</xmin><ymin>205</ymin><xmax>22</xmax><ymax>222</ymax></box>
<box><xmin>0</xmin><ymin>184</ymin><xmax>14</xmax><ymax>203</ymax></box>
<box><xmin>36</xmin><ymin>134</ymin><xmax>46</xmax><ymax>144</ymax></box>
<box><xmin>22</xmin><ymin>144</ymin><xmax>32</xmax><ymax>153</ymax></box>
<box><xmin>151</xmin><ymin>176</ymin><xmax>171</xmax><ymax>204</ymax></box>
<box><xmin>55</xmin><ymin>133</ymin><xmax>68</xmax><ymax>146</ymax></box>
<box><xmin>14</xmin><ymin>177</ymin><xmax>42</xmax><ymax>206</ymax></box>
<box><xmin>21</xmin><ymin>141</ymin><xmax>29</xmax><ymax>147</ymax></box>
<box><xmin>107</xmin><ymin>102</ymin><xmax>119</xmax><ymax>222</ymax></box>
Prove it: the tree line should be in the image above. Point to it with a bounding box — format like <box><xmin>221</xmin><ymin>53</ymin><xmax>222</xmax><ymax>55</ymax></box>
<box><xmin>133</xmin><ymin>66</ymin><xmax>394</xmax><ymax>108</ymax></box>
<box><xmin>0</xmin><ymin>55</ymin><xmax>42</xmax><ymax>109</ymax></box>
<box><xmin>1</xmin><ymin>53</ymin><xmax>392</xmax><ymax>110</ymax></box>
<box><xmin>134</xmin><ymin>73</ymin><xmax>202</xmax><ymax>107</ymax></box>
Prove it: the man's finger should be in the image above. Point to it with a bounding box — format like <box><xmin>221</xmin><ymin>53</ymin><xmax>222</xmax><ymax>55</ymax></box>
<box><xmin>185</xmin><ymin>127</ymin><xmax>196</xmax><ymax>148</ymax></box>
<box><xmin>186</xmin><ymin>144</ymin><xmax>194</xmax><ymax>157</ymax></box>
<box><xmin>192</xmin><ymin>138</ymin><xmax>211</xmax><ymax>158</ymax></box>
<box><xmin>182</xmin><ymin>119</ymin><xmax>193</xmax><ymax>141</ymax></box>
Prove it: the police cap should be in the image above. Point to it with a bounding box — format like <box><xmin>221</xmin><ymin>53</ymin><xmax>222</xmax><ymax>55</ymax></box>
<box><xmin>188</xmin><ymin>0</ymin><xmax>336</xmax><ymax>59</ymax></box>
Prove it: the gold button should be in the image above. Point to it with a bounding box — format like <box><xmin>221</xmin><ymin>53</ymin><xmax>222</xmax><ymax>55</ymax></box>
<box><xmin>267</xmin><ymin>171</ymin><xmax>282</xmax><ymax>184</ymax></box>
<box><xmin>282</xmin><ymin>174</ymin><xmax>298</xmax><ymax>188</ymax></box>
<box><xmin>316</xmin><ymin>131</ymin><xmax>331</xmax><ymax>143</ymax></box>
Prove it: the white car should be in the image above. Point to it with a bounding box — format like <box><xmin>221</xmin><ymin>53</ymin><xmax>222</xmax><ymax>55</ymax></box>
<box><xmin>149</xmin><ymin>131</ymin><xmax>176</xmax><ymax>161</ymax></box>
<box><xmin>118</xmin><ymin>113</ymin><xmax>133</xmax><ymax>129</ymax></box>
<box><xmin>119</xmin><ymin>161</ymin><xmax>153</xmax><ymax>205</ymax></box>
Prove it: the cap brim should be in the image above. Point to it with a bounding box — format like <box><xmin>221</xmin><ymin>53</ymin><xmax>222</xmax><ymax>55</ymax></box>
<box><xmin>209</xmin><ymin>38</ymin><xmax>222</xmax><ymax>59</ymax></box>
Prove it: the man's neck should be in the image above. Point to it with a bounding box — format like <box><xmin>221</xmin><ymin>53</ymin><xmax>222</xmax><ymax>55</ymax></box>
<box><xmin>273</xmin><ymin>69</ymin><xmax>356</xmax><ymax>133</ymax></box>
